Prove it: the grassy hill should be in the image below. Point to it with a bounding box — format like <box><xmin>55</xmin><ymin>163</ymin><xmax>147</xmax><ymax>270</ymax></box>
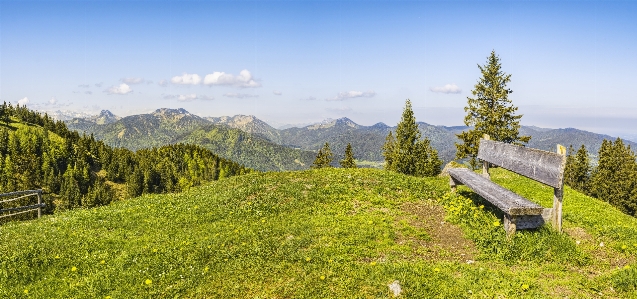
<box><xmin>2</xmin><ymin>168</ymin><xmax>636</xmax><ymax>298</ymax></box>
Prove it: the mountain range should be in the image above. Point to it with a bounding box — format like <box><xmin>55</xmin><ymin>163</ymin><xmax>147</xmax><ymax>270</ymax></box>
<box><xmin>66</xmin><ymin>108</ymin><xmax>637</xmax><ymax>171</ymax></box>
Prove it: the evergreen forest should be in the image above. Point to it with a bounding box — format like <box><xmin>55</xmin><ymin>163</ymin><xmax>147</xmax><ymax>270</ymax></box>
<box><xmin>0</xmin><ymin>102</ymin><xmax>253</xmax><ymax>223</ymax></box>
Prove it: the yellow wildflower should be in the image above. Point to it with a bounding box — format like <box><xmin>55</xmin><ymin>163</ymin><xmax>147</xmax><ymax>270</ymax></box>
<box><xmin>145</xmin><ymin>279</ymin><xmax>152</xmax><ymax>285</ymax></box>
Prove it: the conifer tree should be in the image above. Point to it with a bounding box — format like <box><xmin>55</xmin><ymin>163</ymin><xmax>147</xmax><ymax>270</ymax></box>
<box><xmin>567</xmin><ymin>144</ymin><xmax>591</xmax><ymax>193</ymax></box>
<box><xmin>455</xmin><ymin>51</ymin><xmax>530</xmax><ymax>169</ymax></box>
<box><xmin>3</xmin><ymin>155</ymin><xmax>15</xmax><ymax>192</ymax></box>
<box><xmin>564</xmin><ymin>145</ymin><xmax>576</xmax><ymax>181</ymax></box>
<box><xmin>340</xmin><ymin>143</ymin><xmax>357</xmax><ymax>168</ymax></box>
<box><xmin>382</xmin><ymin>131</ymin><xmax>395</xmax><ymax>170</ymax></box>
<box><xmin>312</xmin><ymin>142</ymin><xmax>333</xmax><ymax>169</ymax></box>
<box><xmin>383</xmin><ymin>99</ymin><xmax>442</xmax><ymax>177</ymax></box>
<box><xmin>1</xmin><ymin>102</ymin><xmax>9</xmax><ymax>126</ymax></box>
<box><xmin>589</xmin><ymin>138</ymin><xmax>637</xmax><ymax>216</ymax></box>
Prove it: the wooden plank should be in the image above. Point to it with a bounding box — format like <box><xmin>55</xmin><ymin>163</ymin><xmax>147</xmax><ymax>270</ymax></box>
<box><xmin>0</xmin><ymin>203</ymin><xmax>46</xmax><ymax>214</ymax></box>
<box><xmin>0</xmin><ymin>192</ymin><xmax>39</xmax><ymax>204</ymax></box>
<box><xmin>448</xmin><ymin>168</ymin><xmax>544</xmax><ymax>215</ymax></box>
<box><xmin>0</xmin><ymin>208</ymin><xmax>39</xmax><ymax>219</ymax></box>
<box><xmin>477</xmin><ymin>139</ymin><xmax>566</xmax><ymax>188</ymax></box>
<box><xmin>0</xmin><ymin>190</ymin><xmax>42</xmax><ymax>198</ymax></box>
<box><xmin>514</xmin><ymin>215</ymin><xmax>546</xmax><ymax>230</ymax></box>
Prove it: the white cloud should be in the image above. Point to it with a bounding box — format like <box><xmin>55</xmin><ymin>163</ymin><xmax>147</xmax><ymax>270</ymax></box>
<box><xmin>301</xmin><ymin>96</ymin><xmax>317</xmax><ymax>101</ymax></box>
<box><xmin>162</xmin><ymin>94</ymin><xmax>214</xmax><ymax>101</ymax></box>
<box><xmin>78</xmin><ymin>84</ymin><xmax>90</xmax><ymax>88</ymax></box>
<box><xmin>18</xmin><ymin>97</ymin><xmax>29</xmax><ymax>105</ymax></box>
<box><xmin>95</xmin><ymin>82</ymin><xmax>103</xmax><ymax>88</ymax></box>
<box><xmin>273</xmin><ymin>91</ymin><xmax>282</xmax><ymax>95</ymax></box>
<box><xmin>203</xmin><ymin>69</ymin><xmax>261</xmax><ymax>88</ymax></box>
<box><xmin>85</xmin><ymin>91</ymin><xmax>93</xmax><ymax>95</ymax></box>
<box><xmin>223</xmin><ymin>93</ymin><xmax>258</xmax><ymax>99</ymax></box>
<box><xmin>326</xmin><ymin>90</ymin><xmax>376</xmax><ymax>101</ymax></box>
<box><xmin>171</xmin><ymin>73</ymin><xmax>202</xmax><ymax>85</ymax></box>
<box><xmin>121</xmin><ymin>77</ymin><xmax>145</xmax><ymax>84</ymax></box>
<box><xmin>105</xmin><ymin>83</ymin><xmax>133</xmax><ymax>95</ymax></box>
<box><xmin>430</xmin><ymin>84</ymin><xmax>462</xmax><ymax>94</ymax></box>
<box><xmin>49</xmin><ymin>97</ymin><xmax>58</xmax><ymax>105</ymax></box>
<box><xmin>178</xmin><ymin>94</ymin><xmax>198</xmax><ymax>102</ymax></box>
<box><xmin>158</xmin><ymin>79</ymin><xmax>168</xmax><ymax>87</ymax></box>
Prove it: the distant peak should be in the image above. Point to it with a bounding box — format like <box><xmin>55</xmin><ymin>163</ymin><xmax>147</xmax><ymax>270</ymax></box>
<box><xmin>371</xmin><ymin>122</ymin><xmax>389</xmax><ymax>128</ymax></box>
<box><xmin>153</xmin><ymin>108</ymin><xmax>191</xmax><ymax>115</ymax></box>
<box><xmin>99</xmin><ymin>110</ymin><xmax>115</xmax><ymax>117</ymax></box>
<box><xmin>307</xmin><ymin>117</ymin><xmax>359</xmax><ymax>129</ymax></box>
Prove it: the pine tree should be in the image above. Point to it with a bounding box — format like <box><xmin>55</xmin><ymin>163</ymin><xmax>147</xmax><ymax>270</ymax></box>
<box><xmin>382</xmin><ymin>99</ymin><xmax>442</xmax><ymax>177</ymax></box>
<box><xmin>340</xmin><ymin>143</ymin><xmax>357</xmax><ymax>168</ymax></box>
<box><xmin>564</xmin><ymin>145</ymin><xmax>591</xmax><ymax>193</ymax></box>
<box><xmin>311</xmin><ymin>142</ymin><xmax>333</xmax><ymax>169</ymax></box>
<box><xmin>589</xmin><ymin>138</ymin><xmax>637</xmax><ymax>215</ymax></box>
<box><xmin>382</xmin><ymin>131</ymin><xmax>396</xmax><ymax>170</ymax></box>
<box><xmin>413</xmin><ymin>138</ymin><xmax>443</xmax><ymax>177</ymax></box>
<box><xmin>127</xmin><ymin>167</ymin><xmax>143</xmax><ymax>198</ymax></box>
<box><xmin>572</xmin><ymin>144</ymin><xmax>591</xmax><ymax>193</ymax></box>
<box><xmin>455</xmin><ymin>51</ymin><xmax>530</xmax><ymax>169</ymax></box>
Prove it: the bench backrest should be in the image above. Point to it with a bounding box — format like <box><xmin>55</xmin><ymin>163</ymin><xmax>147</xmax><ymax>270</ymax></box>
<box><xmin>477</xmin><ymin>139</ymin><xmax>567</xmax><ymax>188</ymax></box>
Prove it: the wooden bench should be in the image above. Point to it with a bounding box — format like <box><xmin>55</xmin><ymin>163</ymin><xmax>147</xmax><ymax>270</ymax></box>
<box><xmin>448</xmin><ymin>136</ymin><xmax>566</xmax><ymax>236</ymax></box>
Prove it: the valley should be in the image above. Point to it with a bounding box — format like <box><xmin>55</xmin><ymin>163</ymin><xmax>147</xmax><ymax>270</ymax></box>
<box><xmin>66</xmin><ymin>108</ymin><xmax>637</xmax><ymax>171</ymax></box>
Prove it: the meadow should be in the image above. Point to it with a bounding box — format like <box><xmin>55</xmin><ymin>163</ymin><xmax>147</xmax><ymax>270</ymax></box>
<box><xmin>1</xmin><ymin>168</ymin><xmax>636</xmax><ymax>298</ymax></box>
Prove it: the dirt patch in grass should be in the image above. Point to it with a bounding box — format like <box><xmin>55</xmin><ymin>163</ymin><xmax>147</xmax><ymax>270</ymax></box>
<box><xmin>398</xmin><ymin>201</ymin><xmax>477</xmax><ymax>262</ymax></box>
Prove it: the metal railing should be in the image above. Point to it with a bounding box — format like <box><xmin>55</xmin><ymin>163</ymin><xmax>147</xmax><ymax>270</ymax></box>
<box><xmin>0</xmin><ymin>190</ymin><xmax>45</xmax><ymax>219</ymax></box>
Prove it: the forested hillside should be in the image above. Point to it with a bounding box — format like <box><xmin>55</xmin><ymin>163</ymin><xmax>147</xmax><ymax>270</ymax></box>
<box><xmin>445</xmin><ymin>125</ymin><xmax>637</xmax><ymax>162</ymax></box>
<box><xmin>67</xmin><ymin>109</ymin><xmax>316</xmax><ymax>171</ymax></box>
<box><xmin>0</xmin><ymin>103</ymin><xmax>252</xmax><ymax>222</ymax></box>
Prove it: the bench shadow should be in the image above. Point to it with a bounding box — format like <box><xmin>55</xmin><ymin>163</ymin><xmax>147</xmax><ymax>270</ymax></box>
<box><xmin>457</xmin><ymin>189</ymin><xmax>545</xmax><ymax>233</ymax></box>
<box><xmin>457</xmin><ymin>189</ymin><xmax>505</xmax><ymax>220</ymax></box>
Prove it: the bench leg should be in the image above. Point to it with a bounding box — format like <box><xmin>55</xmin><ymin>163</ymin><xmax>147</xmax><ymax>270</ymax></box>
<box><xmin>449</xmin><ymin>177</ymin><xmax>459</xmax><ymax>193</ymax></box>
<box><xmin>503</xmin><ymin>214</ymin><xmax>516</xmax><ymax>238</ymax></box>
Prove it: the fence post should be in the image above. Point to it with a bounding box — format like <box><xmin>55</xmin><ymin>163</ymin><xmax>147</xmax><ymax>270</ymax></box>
<box><xmin>37</xmin><ymin>190</ymin><xmax>42</xmax><ymax>218</ymax></box>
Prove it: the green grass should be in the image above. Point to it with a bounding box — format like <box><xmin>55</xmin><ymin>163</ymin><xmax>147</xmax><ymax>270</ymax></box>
<box><xmin>1</xmin><ymin>168</ymin><xmax>635</xmax><ymax>298</ymax></box>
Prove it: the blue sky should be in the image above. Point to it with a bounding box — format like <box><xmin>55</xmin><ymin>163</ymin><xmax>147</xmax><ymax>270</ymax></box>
<box><xmin>1</xmin><ymin>0</ymin><xmax>636</xmax><ymax>137</ymax></box>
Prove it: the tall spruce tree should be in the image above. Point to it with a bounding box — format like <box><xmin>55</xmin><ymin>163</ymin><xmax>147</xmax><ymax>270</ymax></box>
<box><xmin>311</xmin><ymin>142</ymin><xmax>333</xmax><ymax>169</ymax></box>
<box><xmin>383</xmin><ymin>100</ymin><xmax>442</xmax><ymax>177</ymax></box>
<box><xmin>456</xmin><ymin>51</ymin><xmax>530</xmax><ymax>169</ymax></box>
<box><xmin>340</xmin><ymin>143</ymin><xmax>357</xmax><ymax>168</ymax></box>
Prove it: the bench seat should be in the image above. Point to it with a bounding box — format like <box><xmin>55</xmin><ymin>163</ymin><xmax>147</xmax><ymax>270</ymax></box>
<box><xmin>448</xmin><ymin>168</ymin><xmax>544</xmax><ymax>216</ymax></box>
